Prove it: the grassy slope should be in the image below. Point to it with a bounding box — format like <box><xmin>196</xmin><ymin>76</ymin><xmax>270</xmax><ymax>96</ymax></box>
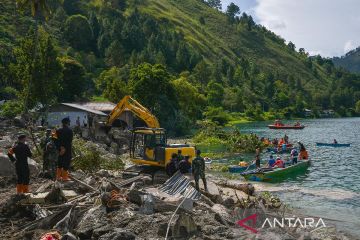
<box><xmin>138</xmin><ymin>0</ymin><xmax>330</xmax><ymax>92</ymax></box>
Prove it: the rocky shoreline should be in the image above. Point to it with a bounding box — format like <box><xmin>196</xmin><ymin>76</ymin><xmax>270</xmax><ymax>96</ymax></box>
<box><xmin>0</xmin><ymin>120</ymin><xmax>357</xmax><ymax>240</ymax></box>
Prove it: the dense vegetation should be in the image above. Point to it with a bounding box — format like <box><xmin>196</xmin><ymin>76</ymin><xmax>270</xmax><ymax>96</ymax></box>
<box><xmin>333</xmin><ymin>48</ymin><xmax>360</xmax><ymax>74</ymax></box>
<box><xmin>1</xmin><ymin>0</ymin><xmax>360</xmax><ymax>135</ymax></box>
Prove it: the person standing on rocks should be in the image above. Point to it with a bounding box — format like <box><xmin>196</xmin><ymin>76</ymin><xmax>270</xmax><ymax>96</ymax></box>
<box><xmin>45</xmin><ymin>130</ymin><xmax>59</xmax><ymax>180</ymax></box>
<box><xmin>40</xmin><ymin>129</ymin><xmax>52</xmax><ymax>173</ymax></box>
<box><xmin>56</xmin><ymin>117</ymin><xmax>73</xmax><ymax>181</ymax></box>
<box><xmin>192</xmin><ymin>150</ymin><xmax>207</xmax><ymax>192</ymax></box>
<box><xmin>7</xmin><ymin>134</ymin><xmax>32</xmax><ymax>194</ymax></box>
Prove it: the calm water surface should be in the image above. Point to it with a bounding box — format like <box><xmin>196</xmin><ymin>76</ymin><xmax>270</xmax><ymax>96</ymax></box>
<box><xmin>221</xmin><ymin>118</ymin><xmax>360</xmax><ymax>236</ymax></box>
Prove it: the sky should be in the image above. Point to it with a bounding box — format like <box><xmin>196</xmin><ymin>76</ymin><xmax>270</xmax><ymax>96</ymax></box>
<box><xmin>221</xmin><ymin>0</ymin><xmax>360</xmax><ymax>57</ymax></box>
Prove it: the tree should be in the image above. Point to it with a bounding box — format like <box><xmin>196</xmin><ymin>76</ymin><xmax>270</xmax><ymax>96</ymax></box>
<box><xmin>355</xmin><ymin>100</ymin><xmax>360</xmax><ymax>114</ymax></box>
<box><xmin>226</xmin><ymin>2</ymin><xmax>240</xmax><ymax>21</ymax></box>
<box><xmin>192</xmin><ymin>60</ymin><xmax>211</xmax><ymax>88</ymax></box>
<box><xmin>64</xmin><ymin>15</ymin><xmax>93</xmax><ymax>51</ymax></box>
<box><xmin>199</xmin><ymin>16</ymin><xmax>205</xmax><ymax>25</ymax></box>
<box><xmin>12</xmin><ymin>28</ymin><xmax>62</xmax><ymax>110</ymax></box>
<box><xmin>172</xmin><ymin>76</ymin><xmax>206</xmax><ymax>119</ymax></box>
<box><xmin>288</xmin><ymin>41</ymin><xmax>296</xmax><ymax>51</ymax></box>
<box><xmin>247</xmin><ymin>15</ymin><xmax>255</xmax><ymax>31</ymax></box>
<box><xmin>16</xmin><ymin>0</ymin><xmax>51</xmax><ymax>112</ymax></box>
<box><xmin>59</xmin><ymin>57</ymin><xmax>86</xmax><ymax>101</ymax></box>
<box><xmin>176</xmin><ymin>43</ymin><xmax>190</xmax><ymax>71</ymax></box>
<box><xmin>129</xmin><ymin>63</ymin><xmax>178</xmax><ymax>126</ymax></box>
<box><xmin>95</xmin><ymin>66</ymin><xmax>130</xmax><ymax>102</ymax></box>
<box><xmin>63</xmin><ymin>0</ymin><xmax>83</xmax><ymax>15</ymax></box>
<box><xmin>207</xmin><ymin>0</ymin><xmax>222</xmax><ymax>10</ymax></box>
<box><xmin>207</xmin><ymin>80</ymin><xmax>224</xmax><ymax>107</ymax></box>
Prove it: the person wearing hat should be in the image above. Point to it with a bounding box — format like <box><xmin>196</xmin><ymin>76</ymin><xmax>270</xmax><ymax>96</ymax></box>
<box><xmin>40</xmin><ymin>129</ymin><xmax>52</xmax><ymax>173</ymax></box>
<box><xmin>56</xmin><ymin>117</ymin><xmax>73</xmax><ymax>181</ymax></box>
<box><xmin>192</xmin><ymin>149</ymin><xmax>208</xmax><ymax>192</ymax></box>
<box><xmin>7</xmin><ymin>134</ymin><xmax>32</xmax><ymax>194</ymax></box>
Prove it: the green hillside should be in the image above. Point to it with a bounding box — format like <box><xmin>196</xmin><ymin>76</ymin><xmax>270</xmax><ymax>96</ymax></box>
<box><xmin>1</xmin><ymin>0</ymin><xmax>360</xmax><ymax>134</ymax></box>
<box><xmin>333</xmin><ymin>48</ymin><xmax>360</xmax><ymax>73</ymax></box>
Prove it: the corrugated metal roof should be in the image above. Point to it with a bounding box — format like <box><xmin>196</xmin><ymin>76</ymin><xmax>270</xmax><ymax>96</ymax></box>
<box><xmin>81</xmin><ymin>102</ymin><xmax>116</xmax><ymax>112</ymax></box>
<box><xmin>159</xmin><ymin>172</ymin><xmax>201</xmax><ymax>200</ymax></box>
<box><xmin>61</xmin><ymin>103</ymin><xmax>107</xmax><ymax>116</ymax></box>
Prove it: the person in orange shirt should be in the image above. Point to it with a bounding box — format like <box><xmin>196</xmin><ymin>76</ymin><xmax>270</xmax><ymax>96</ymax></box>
<box><xmin>298</xmin><ymin>144</ymin><xmax>309</xmax><ymax>160</ymax></box>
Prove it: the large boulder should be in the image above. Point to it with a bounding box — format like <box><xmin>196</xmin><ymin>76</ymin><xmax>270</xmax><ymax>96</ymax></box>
<box><xmin>75</xmin><ymin>205</ymin><xmax>107</xmax><ymax>239</ymax></box>
<box><xmin>0</xmin><ymin>153</ymin><xmax>15</xmax><ymax>176</ymax></box>
<box><xmin>0</xmin><ymin>153</ymin><xmax>39</xmax><ymax>177</ymax></box>
<box><xmin>28</xmin><ymin>158</ymin><xmax>40</xmax><ymax>176</ymax></box>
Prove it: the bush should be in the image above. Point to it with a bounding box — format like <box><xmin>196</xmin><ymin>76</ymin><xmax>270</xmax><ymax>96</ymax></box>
<box><xmin>0</xmin><ymin>100</ymin><xmax>22</xmax><ymax>118</ymax></box>
<box><xmin>193</xmin><ymin>121</ymin><xmax>263</xmax><ymax>154</ymax></box>
<box><xmin>72</xmin><ymin>137</ymin><xmax>124</xmax><ymax>172</ymax></box>
<box><xmin>204</xmin><ymin>107</ymin><xmax>231</xmax><ymax>125</ymax></box>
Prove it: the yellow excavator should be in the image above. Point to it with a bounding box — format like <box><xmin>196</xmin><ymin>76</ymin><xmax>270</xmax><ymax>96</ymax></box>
<box><xmin>106</xmin><ymin>95</ymin><xmax>195</xmax><ymax>168</ymax></box>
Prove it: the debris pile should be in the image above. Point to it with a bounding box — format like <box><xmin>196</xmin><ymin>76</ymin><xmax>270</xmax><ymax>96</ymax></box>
<box><xmin>0</xmin><ymin>121</ymin><xmax>357</xmax><ymax>240</ymax></box>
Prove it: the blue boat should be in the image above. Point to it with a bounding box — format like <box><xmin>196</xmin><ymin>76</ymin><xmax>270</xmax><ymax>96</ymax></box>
<box><xmin>316</xmin><ymin>142</ymin><xmax>350</xmax><ymax>147</ymax></box>
<box><xmin>229</xmin><ymin>163</ymin><xmax>256</xmax><ymax>173</ymax></box>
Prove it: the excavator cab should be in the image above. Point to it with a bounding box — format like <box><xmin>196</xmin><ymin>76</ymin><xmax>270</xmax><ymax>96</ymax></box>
<box><xmin>130</xmin><ymin>127</ymin><xmax>195</xmax><ymax>167</ymax></box>
<box><xmin>130</xmin><ymin>128</ymin><xmax>167</xmax><ymax>166</ymax></box>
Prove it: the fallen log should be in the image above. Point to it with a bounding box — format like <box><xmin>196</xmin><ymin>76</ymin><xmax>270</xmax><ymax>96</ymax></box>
<box><xmin>70</xmin><ymin>176</ymin><xmax>97</xmax><ymax>192</ymax></box>
<box><xmin>216</xmin><ymin>180</ymin><xmax>255</xmax><ymax>196</ymax></box>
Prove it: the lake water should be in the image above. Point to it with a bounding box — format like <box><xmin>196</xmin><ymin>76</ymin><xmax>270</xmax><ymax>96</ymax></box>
<box><xmin>223</xmin><ymin>118</ymin><xmax>360</xmax><ymax>236</ymax></box>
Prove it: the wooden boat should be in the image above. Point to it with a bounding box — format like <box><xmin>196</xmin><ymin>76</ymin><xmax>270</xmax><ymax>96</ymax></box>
<box><xmin>266</xmin><ymin>147</ymin><xmax>293</xmax><ymax>154</ymax></box>
<box><xmin>240</xmin><ymin>160</ymin><xmax>310</xmax><ymax>182</ymax></box>
<box><xmin>268</xmin><ymin>124</ymin><xmax>305</xmax><ymax>129</ymax></box>
<box><xmin>316</xmin><ymin>143</ymin><xmax>350</xmax><ymax>147</ymax></box>
<box><xmin>268</xmin><ymin>120</ymin><xmax>305</xmax><ymax>129</ymax></box>
<box><xmin>228</xmin><ymin>163</ymin><xmax>256</xmax><ymax>173</ymax></box>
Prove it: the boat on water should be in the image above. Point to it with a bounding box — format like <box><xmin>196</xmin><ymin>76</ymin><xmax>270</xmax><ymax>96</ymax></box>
<box><xmin>240</xmin><ymin>160</ymin><xmax>310</xmax><ymax>182</ymax></box>
<box><xmin>204</xmin><ymin>157</ymin><xmax>212</xmax><ymax>164</ymax></box>
<box><xmin>266</xmin><ymin>147</ymin><xmax>292</xmax><ymax>154</ymax></box>
<box><xmin>268</xmin><ymin>120</ymin><xmax>305</xmax><ymax>129</ymax></box>
<box><xmin>228</xmin><ymin>163</ymin><xmax>256</xmax><ymax>173</ymax></box>
<box><xmin>316</xmin><ymin>142</ymin><xmax>351</xmax><ymax>147</ymax></box>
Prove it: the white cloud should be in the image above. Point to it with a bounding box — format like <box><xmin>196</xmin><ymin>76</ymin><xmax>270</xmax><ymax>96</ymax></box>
<box><xmin>254</xmin><ymin>0</ymin><xmax>360</xmax><ymax>57</ymax></box>
<box><xmin>224</xmin><ymin>0</ymin><xmax>360</xmax><ymax>57</ymax></box>
<box><xmin>344</xmin><ymin>40</ymin><xmax>356</xmax><ymax>54</ymax></box>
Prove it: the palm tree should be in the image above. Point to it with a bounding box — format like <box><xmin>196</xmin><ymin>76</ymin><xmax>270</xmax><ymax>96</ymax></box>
<box><xmin>16</xmin><ymin>0</ymin><xmax>50</xmax><ymax>113</ymax></box>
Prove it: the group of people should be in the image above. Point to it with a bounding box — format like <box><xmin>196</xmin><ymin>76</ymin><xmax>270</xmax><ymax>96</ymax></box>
<box><xmin>7</xmin><ymin>117</ymin><xmax>74</xmax><ymax>194</ymax></box>
<box><xmin>266</xmin><ymin>142</ymin><xmax>308</xmax><ymax>168</ymax></box>
<box><xmin>165</xmin><ymin>149</ymin><xmax>208</xmax><ymax>192</ymax></box>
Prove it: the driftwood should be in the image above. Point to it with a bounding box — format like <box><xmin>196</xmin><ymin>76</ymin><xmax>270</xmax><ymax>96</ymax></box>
<box><xmin>70</xmin><ymin>176</ymin><xmax>97</xmax><ymax>192</ymax></box>
<box><xmin>216</xmin><ymin>180</ymin><xmax>255</xmax><ymax>196</ymax></box>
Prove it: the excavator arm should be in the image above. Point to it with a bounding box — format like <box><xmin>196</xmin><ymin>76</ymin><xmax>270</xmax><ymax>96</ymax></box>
<box><xmin>106</xmin><ymin>95</ymin><xmax>160</xmax><ymax>128</ymax></box>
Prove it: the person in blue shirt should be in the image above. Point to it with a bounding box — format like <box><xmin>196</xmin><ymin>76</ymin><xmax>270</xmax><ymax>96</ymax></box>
<box><xmin>281</xmin><ymin>143</ymin><xmax>287</xmax><ymax>153</ymax></box>
<box><xmin>290</xmin><ymin>148</ymin><xmax>298</xmax><ymax>164</ymax></box>
<box><xmin>268</xmin><ymin>155</ymin><xmax>276</xmax><ymax>168</ymax></box>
